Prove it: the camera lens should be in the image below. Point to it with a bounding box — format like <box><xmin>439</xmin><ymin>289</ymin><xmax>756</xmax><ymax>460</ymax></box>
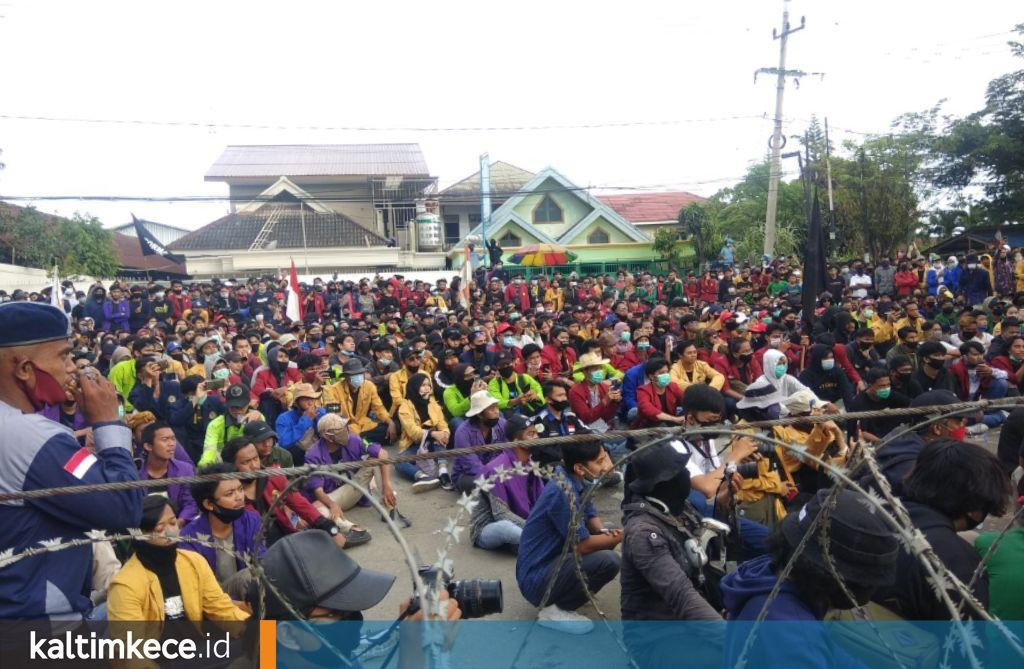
<box><xmin>755</xmin><ymin>443</ymin><xmax>775</xmax><ymax>456</ymax></box>
<box><xmin>734</xmin><ymin>461</ymin><xmax>759</xmax><ymax>479</ymax></box>
<box><xmin>449</xmin><ymin>579</ymin><xmax>504</xmax><ymax>619</ymax></box>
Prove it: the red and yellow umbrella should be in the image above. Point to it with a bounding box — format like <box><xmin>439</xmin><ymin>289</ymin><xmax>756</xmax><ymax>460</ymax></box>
<box><xmin>507</xmin><ymin>243</ymin><xmax>578</xmax><ymax>266</ymax></box>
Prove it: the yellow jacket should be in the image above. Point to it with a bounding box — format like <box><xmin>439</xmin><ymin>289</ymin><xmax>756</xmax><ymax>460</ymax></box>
<box><xmin>771</xmin><ymin>423</ymin><xmax>836</xmax><ymax>473</ymax></box>
<box><xmin>734</xmin><ymin>457</ymin><xmax>788</xmax><ymax>522</ymax></box>
<box><xmin>543</xmin><ymin>287</ymin><xmax>564</xmax><ymax>312</ymax></box>
<box><xmin>396</xmin><ymin>398</ymin><xmax>449</xmax><ymax>450</ymax></box>
<box><xmin>1015</xmin><ymin>260</ymin><xmax>1024</xmax><ymax>292</ymax></box>
<box><xmin>322</xmin><ymin>380</ymin><xmax>388</xmax><ymax>434</ymax></box>
<box><xmin>669</xmin><ymin>360</ymin><xmax>725</xmax><ymax>391</ymax></box>
<box><xmin>107</xmin><ymin>549</ymin><xmax>248</xmax><ymax>637</ymax></box>
<box><xmin>389</xmin><ymin>367</ymin><xmax>414</xmax><ymax>417</ymax></box>
<box><xmin>894</xmin><ymin>316</ymin><xmax>924</xmax><ymax>338</ymax></box>
<box><xmin>868</xmin><ymin>316</ymin><xmax>896</xmax><ymax>345</ymax></box>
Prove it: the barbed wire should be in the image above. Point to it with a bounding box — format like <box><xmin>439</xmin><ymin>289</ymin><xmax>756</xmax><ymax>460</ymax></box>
<box><xmin>3</xmin><ymin>396</ymin><xmax>1020</xmax><ymax>503</ymax></box>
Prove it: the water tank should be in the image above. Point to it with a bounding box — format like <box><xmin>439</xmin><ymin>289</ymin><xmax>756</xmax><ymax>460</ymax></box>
<box><xmin>416</xmin><ymin>212</ymin><xmax>443</xmax><ymax>251</ymax></box>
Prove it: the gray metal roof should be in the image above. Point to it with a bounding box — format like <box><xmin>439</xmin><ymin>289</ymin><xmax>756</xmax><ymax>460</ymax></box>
<box><xmin>439</xmin><ymin>161</ymin><xmax>535</xmax><ymax>198</ymax></box>
<box><xmin>205</xmin><ymin>144</ymin><xmax>431</xmax><ymax>180</ymax></box>
<box><xmin>168</xmin><ymin>209</ymin><xmax>386</xmax><ymax>251</ymax></box>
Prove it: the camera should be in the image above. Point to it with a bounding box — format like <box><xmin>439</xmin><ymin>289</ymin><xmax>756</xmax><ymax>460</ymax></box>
<box><xmin>416</xmin><ymin>566</ymin><xmax>503</xmax><ymax>619</ymax></box>
<box><xmin>726</xmin><ymin>461</ymin><xmax>759</xmax><ymax>479</ymax></box>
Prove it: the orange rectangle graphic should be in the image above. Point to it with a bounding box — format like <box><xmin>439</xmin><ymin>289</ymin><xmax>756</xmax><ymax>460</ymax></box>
<box><xmin>260</xmin><ymin>619</ymin><xmax>276</xmax><ymax>669</ymax></box>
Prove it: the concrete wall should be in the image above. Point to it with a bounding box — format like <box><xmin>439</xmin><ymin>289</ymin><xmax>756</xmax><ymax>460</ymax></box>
<box><xmin>0</xmin><ymin>262</ymin><xmax>105</xmax><ymax>293</ymax></box>
<box><xmin>181</xmin><ymin>247</ymin><xmax>445</xmax><ymax>278</ymax></box>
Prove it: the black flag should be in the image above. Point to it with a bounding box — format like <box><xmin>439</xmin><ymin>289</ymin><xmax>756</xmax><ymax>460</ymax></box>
<box><xmin>801</xmin><ymin>191</ymin><xmax>827</xmax><ymax>326</ymax></box>
<box><xmin>133</xmin><ymin>215</ymin><xmax>185</xmax><ymax>264</ymax></box>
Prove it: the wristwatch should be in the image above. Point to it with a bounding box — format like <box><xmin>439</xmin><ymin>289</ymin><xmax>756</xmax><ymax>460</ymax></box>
<box><xmin>326</xmin><ymin>524</ymin><xmax>340</xmax><ymax>536</ymax></box>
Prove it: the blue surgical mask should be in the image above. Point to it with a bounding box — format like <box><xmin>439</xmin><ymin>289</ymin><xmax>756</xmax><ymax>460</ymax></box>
<box><xmin>821</xmin><ymin>359</ymin><xmax>835</xmax><ymax>371</ymax></box>
<box><xmin>349</xmin><ymin>373</ymin><xmax>364</xmax><ymax>388</ymax></box>
<box><xmin>213</xmin><ymin>368</ymin><xmax>231</xmax><ymax>380</ymax></box>
<box><xmin>774</xmin><ymin>363</ymin><xmax>788</xmax><ymax>379</ymax></box>
<box><xmin>637</xmin><ymin>341</ymin><xmax>650</xmax><ymax>350</ymax></box>
<box><xmin>590</xmin><ymin>370</ymin><xmax>605</xmax><ymax>383</ymax></box>
<box><xmin>503</xmin><ymin>336</ymin><xmax>515</xmax><ymax>348</ymax></box>
<box><xmin>619</xmin><ymin>331</ymin><xmax>631</xmax><ymax>342</ymax></box>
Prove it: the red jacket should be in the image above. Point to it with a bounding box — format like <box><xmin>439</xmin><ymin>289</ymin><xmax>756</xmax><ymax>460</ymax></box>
<box><xmin>684</xmin><ymin>282</ymin><xmax>700</xmax><ymax>303</ymax></box>
<box><xmin>611</xmin><ymin>349</ymin><xmax>642</xmax><ymax>372</ymax></box>
<box><xmin>698</xmin><ymin>277</ymin><xmax>718</xmax><ymax>304</ymax></box>
<box><xmin>167</xmin><ymin>292</ymin><xmax>192</xmax><ymax>320</ymax></box>
<box><xmin>714</xmin><ymin>354</ymin><xmax>763</xmax><ymax>386</ymax></box>
<box><xmin>894</xmin><ymin>270</ymin><xmax>919</xmax><ymax>297</ymax></box>
<box><xmin>540</xmin><ymin>343</ymin><xmax>577</xmax><ymax>379</ymax></box>
<box><xmin>246</xmin><ymin>473</ymin><xmax>323</xmax><ymax>534</ymax></box>
<box><xmin>568</xmin><ymin>381</ymin><xmax>619</xmax><ymax>425</ymax></box>
<box><xmin>251</xmin><ymin>366</ymin><xmax>302</xmax><ymax>401</ymax></box>
<box><xmin>634</xmin><ymin>382</ymin><xmax>685</xmax><ymax>427</ymax></box>
<box><xmin>831</xmin><ymin>344</ymin><xmax>862</xmax><ymax>386</ymax></box>
<box><xmin>948</xmin><ymin>358</ymin><xmax>995</xmax><ymax>400</ymax></box>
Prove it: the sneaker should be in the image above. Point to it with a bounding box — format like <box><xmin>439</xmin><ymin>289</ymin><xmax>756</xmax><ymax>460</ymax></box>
<box><xmin>439</xmin><ymin>472</ymin><xmax>454</xmax><ymax>491</ymax></box>
<box><xmin>536</xmin><ymin>604</ymin><xmax>594</xmax><ymax>635</ymax></box>
<box><xmin>967</xmin><ymin>423</ymin><xmax>989</xmax><ymax>436</ymax></box>
<box><xmin>412</xmin><ymin>475</ymin><xmax>441</xmax><ymax>493</ymax></box>
<box><xmin>342</xmin><ymin>527</ymin><xmax>372</xmax><ymax>548</ymax></box>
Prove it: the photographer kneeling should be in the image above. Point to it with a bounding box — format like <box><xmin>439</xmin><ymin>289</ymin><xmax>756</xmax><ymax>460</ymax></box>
<box><xmin>250</xmin><ymin>531</ymin><xmax>461</xmax><ymax>669</ymax></box>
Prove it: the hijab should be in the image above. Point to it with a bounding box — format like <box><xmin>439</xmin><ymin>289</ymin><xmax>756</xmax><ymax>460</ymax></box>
<box><xmin>453</xmin><ymin>363</ymin><xmax>474</xmax><ymax>396</ymax></box>
<box><xmin>405</xmin><ymin>373</ymin><xmax>432</xmax><ymax>422</ymax></box>
<box><xmin>737</xmin><ymin>348</ymin><xmax>788</xmax><ymax>410</ymax></box>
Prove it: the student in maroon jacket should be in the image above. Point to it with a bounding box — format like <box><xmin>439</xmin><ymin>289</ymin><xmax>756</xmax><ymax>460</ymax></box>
<box><xmin>539</xmin><ymin>326</ymin><xmax>577</xmax><ymax>381</ymax></box>
<box><xmin>220</xmin><ymin>436</ymin><xmax>346</xmax><ymax>548</ymax></box>
<box><xmin>569</xmin><ymin>353</ymin><xmax>622</xmax><ymax>431</ymax></box>
<box><xmin>634</xmin><ymin>357</ymin><xmax>686</xmax><ymax>428</ymax></box>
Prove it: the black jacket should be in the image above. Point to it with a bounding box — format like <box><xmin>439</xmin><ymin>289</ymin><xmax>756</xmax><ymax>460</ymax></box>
<box><xmin>620</xmin><ymin>500</ymin><xmax>722</xmax><ymax>621</ymax></box>
<box><xmin>911</xmin><ymin>366</ymin><xmax>957</xmax><ymax>394</ymax></box>
<box><xmin>872</xmin><ymin>500</ymin><xmax>988</xmax><ymax>620</ymax></box>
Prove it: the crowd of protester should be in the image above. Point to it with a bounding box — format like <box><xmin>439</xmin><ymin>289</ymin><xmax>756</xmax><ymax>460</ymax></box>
<box><xmin>1</xmin><ymin>244</ymin><xmax>1023</xmax><ymax>664</ymax></box>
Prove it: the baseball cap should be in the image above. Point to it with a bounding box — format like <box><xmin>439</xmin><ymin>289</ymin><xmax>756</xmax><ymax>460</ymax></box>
<box><xmin>242</xmin><ymin>420</ymin><xmax>277</xmax><ymax>442</ymax></box>
<box><xmin>225</xmin><ymin>384</ymin><xmax>250</xmax><ymax>408</ymax></box>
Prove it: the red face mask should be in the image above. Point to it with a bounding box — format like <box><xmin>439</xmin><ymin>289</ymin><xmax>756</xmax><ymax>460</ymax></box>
<box><xmin>17</xmin><ymin>361</ymin><xmax>70</xmax><ymax>412</ymax></box>
<box><xmin>950</xmin><ymin>425</ymin><xmax>968</xmax><ymax>441</ymax></box>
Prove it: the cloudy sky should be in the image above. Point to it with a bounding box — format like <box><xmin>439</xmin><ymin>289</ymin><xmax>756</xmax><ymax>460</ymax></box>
<box><xmin>0</xmin><ymin>0</ymin><xmax>1019</xmax><ymax>230</ymax></box>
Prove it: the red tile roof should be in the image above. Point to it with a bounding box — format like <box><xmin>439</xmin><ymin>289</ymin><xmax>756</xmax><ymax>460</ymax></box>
<box><xmin>597</xmin><ymin>191</ymin><xmax>705</xmax><ymax>224</ymax></box>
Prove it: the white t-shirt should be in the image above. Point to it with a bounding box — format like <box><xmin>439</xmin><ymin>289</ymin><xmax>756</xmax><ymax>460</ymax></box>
<box><xmin>670</xmin><ymin>438</ymin><xmax>721</xmax><ymax>479</ymax></box>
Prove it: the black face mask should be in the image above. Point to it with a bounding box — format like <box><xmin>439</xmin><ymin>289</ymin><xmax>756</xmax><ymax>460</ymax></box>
<box><xmin>942</xmin><ymin>306</ymin><xmax>954</xmax><ymax>314</ymax></box>
<box><xmin>210</xmin><ymin>504</ymin><xmax>245</xmax><ymax>524</ymax></box>
<box><xmin>550</xmin><ymin>399</ymin><xmax>570</xmax><ymax>411</ymax></box>
<box><xmin>475</xmin><ymin>343</ymin><xmax>488</xmax><ymax>354</ymax></box>
<box><xmin>724</xmin><ymin>321</ymin><xmax>738</xmax><ymax>331</ymax></box>
<box><xmin>962</xmin><ymin>331</ymin><xmax>976</xmax><ymax>340</ymax></box>
<box><xmin>499</xmin><ymin>366</ymin><xmax>515</xmax><ymax>379</ymax></box>
<box><xmin>648</xmin><ymin>469</ymin><xmax>692</xmax><ymax>516</ymax></box>
<box><xmin>482</xmin><ymin>415</ymin><xmax>500</xmax><ymax>427</ymax></box>
<box><xmin>784</xmin><ymin>321</ymin><xmax>797</xmax><ymax>330</ymax></box>
<box><xmin>925</xmin><ymin>357</ymin><xmax>946</xmax><ymax>370</ymax></box>
<box><xmin>904</xmin><ymin>341</ymin><xmax>918</xmax><ymax>350</ymax></box>
<box><xmin>738</xmin><ymin>353</ymin><xmax>753</xmax><ymax>364</ymax></box>
<box><xmin>858</xmin><ymin>341</ymin><xmax>873</xmax><ymax>350</ymax></box>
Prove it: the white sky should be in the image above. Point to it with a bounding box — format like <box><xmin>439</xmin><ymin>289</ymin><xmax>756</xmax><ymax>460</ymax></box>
<box><xmin>0</xmin><ymin>0</ymin><xmax>1019</xmax><ymax>230</ymax></box>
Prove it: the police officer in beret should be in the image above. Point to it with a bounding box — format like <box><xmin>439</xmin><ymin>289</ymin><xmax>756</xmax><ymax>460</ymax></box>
<box><xmin>0</xmin><ymin>302</ymin><xmax>142</xmax><ymax>619</ymax></box>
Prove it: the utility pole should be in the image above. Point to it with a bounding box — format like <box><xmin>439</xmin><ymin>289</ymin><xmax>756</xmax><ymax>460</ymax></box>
<box><xmin>756</xmin><ymin>0</ymin><xmax>809</xmax><ymax>259</ymax></box>
<box><xmin>479</xmin><ymin>153</ymin><xmax>492</xmax><ymax>268</ymax></box>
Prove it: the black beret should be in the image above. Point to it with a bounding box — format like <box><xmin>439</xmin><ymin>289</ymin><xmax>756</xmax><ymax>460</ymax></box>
<box><xmin>0</xmin><ymin>302</ymin><xmax>71</xmax><ymax>347</ymax></box>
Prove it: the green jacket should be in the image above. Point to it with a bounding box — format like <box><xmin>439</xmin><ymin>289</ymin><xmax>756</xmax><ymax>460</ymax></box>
<box><xmin>199</xmin><ymin>412</ymin><xmax>265</xmax><ymax>467</ymax></box>
<box><xmin>488</xmin><ymin>373</ymin><xmax>544</xmax><ymax>413</ymax></box>
<box><xmin>443</xmin><ymin>385</ymin><xmax>471</xmax><ymax>418</ymax></box>
<box><xmin>108</xmin><ymin>359</ymin><xmax>138</xmax><ymax>411</ymax></box>
<box><xmin>571</xmin><ymin>361</ymin><xmax>623</xmax><ymax>383</ymax></box>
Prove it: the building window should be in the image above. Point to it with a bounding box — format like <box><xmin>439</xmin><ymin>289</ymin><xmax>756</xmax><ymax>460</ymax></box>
<box><xmin>499</xmin><ymin>232</ymin><xmax>522</xmax><ymax>247</ymax></box>
<box><xmin>588</xmin><ymin>228</ymin><xmax>610</xmax><ymax>244</ymax></box>
<box><xmin>443</xmin><ymin>215</ymin><xmax>460</xmax><ymax>244</ymax></box>
<box><xmin>468</xmin><ymin>213</ymin><xmax>481</xmax><ymax>225</ymax></box>
<box><xmin>533</xmin><ymin>195</ymin><xmax>562</xmax><ymax>224</ymax></box>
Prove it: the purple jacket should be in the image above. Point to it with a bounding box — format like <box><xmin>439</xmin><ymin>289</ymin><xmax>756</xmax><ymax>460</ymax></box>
<box><xmin>102</xmin><ymin>299</ymin><xmax>130</xmax><ymax>331</ymax></box>
<box><xmin>139</xmin><ymin>457</ymin><xmax>200</xmax><ymax>522</ymax></box>
<box><xmin>304</xmin><ymin>435</ymin><xmax>382</xmax><ymax>499</ymax></box>
<box><xmin>452</xmin><ymin>416</ymin><xmax>507</xmax><ymax>482</ymax></box>
<box><xmin>180</xmin><ymin>509</ymin><xmax>266</xmax><ymax>573</ymax></box>
<box><xmin>38</xmin><ymin>404</ymin><xmax>88</xmax><ymax>433</ymax></box>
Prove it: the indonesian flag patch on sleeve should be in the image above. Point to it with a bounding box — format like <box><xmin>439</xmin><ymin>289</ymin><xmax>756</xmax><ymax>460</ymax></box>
<box><xmin>63</xmin><ymin>448</ymin><xmax>98</xmax><ymax>479</ymax></box>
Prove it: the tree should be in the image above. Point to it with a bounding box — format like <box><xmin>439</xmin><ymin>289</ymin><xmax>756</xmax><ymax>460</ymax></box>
<box><xmin>652</xmin><ymin>226</ymin><xmax>696</xmax><ymax>270</ymax></box>
<box><xmin>58</xmin><ymin>214</ymin><xmax>120</xmax><ymax>277</ymax></box>
<box><xmin>0</xmin><ymin>206</ymin><xmax>118</xmax><ymax>276</ymax></box>
<box><xmin>902</xmin><ymin>24</ymin><xmax>1024</xmax><ymax>224</ymax></box>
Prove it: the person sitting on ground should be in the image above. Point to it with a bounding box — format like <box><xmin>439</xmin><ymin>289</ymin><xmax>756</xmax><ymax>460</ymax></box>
<box><xmin>489</xmin><ymin>352</ymin><xmax>545</xmax><ymax>417</ymax></box>
<box><xmin>469</xmin><ymin>415</ymin><xmax>546</xmax><ymax>554</ymax></box>
<box><xmin>989</xmin><ymin>334</ymin><xmax>1024</xmax><ymax>394</ymax></box>
<box><xmin>872</xmin><ymin>438</ymin><xmax>1011</xmax><ymax>620</ymax></box>
<box><xmin>634</xmin><ymin>357</ymin><xmax>686</xmax><ymax>428</ymax></box>
<box><xmin>669</xmin><ymin>339</ymin><xmax>725</xmax><ymax>394</ymax></box>
<box><xmin>241</xmin><ymin>419</ymin><xmax>293</xmax><ymax>469</ymax></box>
<box><xmin>138</xmin><ymin>421</ymin><xmax>199</xmax><ymax>526</ymax></box>
<box><xmin>180</xmin><ymin>463</ymin><xmax>267</xmax><ymax>597</ymax></box>
<box><xmin>721</xmin><ymin>489</ymin><xmax>897</xmax><ymax>667</ymax></box>
<box><xmin>274</xmin><ymin>382</ymin><xmax>327</xmax><ymax>464</ymax></box>
<box><xmin>797</xmin><ymin>344</ymin><xmax>855</xmax><ymax>408</ymax></box>
<box><xmin>322</xmin><ymin>357</ymin><xmax>397</xmax><ymax>445</ymax></box>
<box><xmin>974</xmin><ymin>476</ymin><xmax>1024</xmax><ymax>620</ymax></box>
<box><xmin>770</xmin><ymin>390</ymin><xmax>848</xmax><ymax>502</ymax></box>
<box><xmin>394</xmin><ymin>372</ymin><xmax>450</xmax><ymax>491</ymax></box>
<box><xmin>949</xmin><ymin>340</ymin><xmax>1010</xmax><ymax>434</ymax></box>
<box><xmin>220</xmin><ymin>436</ymin><xmax>346</xmax><ymax>548</ymax></box>
<box><xmin>451</xmin><ymin>390</ymin><xmax>508</xmax><ymax>494</ymax></box>
<box><xmin>107</xmin><ymin>494</ymin><xmax>249</xmax><ymax>629</ymax></box>
<box><xmin>199</xmin><ymin>383</ymin><xmax>263</xmax><ymax>467</ymax></box>
<box><xmin>569</xmin><ymin>352</ymin><xmax>621</xmax><ymax>434</ymax></box>
<box><xmin>443</xmin><ymin>363</ymin><xmax>487</xmax><ymax>428</ymax></box>
<box><xmin>516</xmin><ymin>438</ymin><xmax>622</xmax><ymax>634</ymax></box>
<box><xmin>912</xmin><ymin>340</ymin><xmax>957</xmax><ymax>393</ymax></box>
<box><xmin>305</xmin><ymin>413</ymin><xmax>396</xmax><ymax>540</ymax></box>
<box><xmin>846</xmin><ymin>365</ymin><xmax>911</xmax><ymax>442</ymax></box>
<box><xmin>736</xmin><ymin>349</ymin><xmax>831</xmax><ymax>421</ymax></box>
<box><xmin>888</xmin><ymin>353</ymin><xmax>924</xmax><ymax>398</ymax></box>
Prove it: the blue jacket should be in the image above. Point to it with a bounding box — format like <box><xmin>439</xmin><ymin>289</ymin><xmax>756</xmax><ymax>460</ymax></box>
<box><xmin>943</xmin><ymin>264</ymin><xmax>962</xmax><ymax>292</ymax></box>
<box><xmin>618</xmin><ymin>363</ymin><xmax>647</xmax><ymax>421</ymax></box>
<box><xmin>0</xmin><ymin>402</ymin><xmax>142</xmax><ymax>618</ymax></box>
<box><xmin>961</xmin><ymin>267</ymin><xmax>992</xmax><ymax>306</ymax></box>
<box><xmin>275</xmin><ymin>407</ymin><xmax>327</xmax><ymax>450</ymax></box>
<box><xmin>128</xmin><ymin>380</ymin><xmax>193</xmax><ymax>428</ymax></box>
<box><xmin>925</xmin><ymin>269</ymin><xmax>941</xmax><ymax>296</ymax></box>
<box><xmin>102</xmin><ymin>299</ymin><xmax>130</xmax><ymax>331</ymax></box>
<box><xmin>180</xmin><ymin>509</ymin><xmax>266</xmax><ymax>573</ymax></box>
<box><xmin>720</xmin><ymin>555</ymin><xmax>841</xmax><ymax>668</ymax></box>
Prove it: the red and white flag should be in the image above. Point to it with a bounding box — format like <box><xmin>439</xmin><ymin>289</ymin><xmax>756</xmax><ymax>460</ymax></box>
<box><xmin>64</xmin><ymin>447</ymin><xmax>97</xmax><ymax>480</ymax></box>
<box><xmin>286</xmin><ymin>259</ymin><xmax>303</xmax><ymax>322</ymax></box>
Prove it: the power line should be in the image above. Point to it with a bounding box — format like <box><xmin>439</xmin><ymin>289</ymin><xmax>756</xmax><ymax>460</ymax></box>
<box><xmin>0</xmin><ymin>112</ymin><xmax>768</xmax><ymax>133</ymax></box>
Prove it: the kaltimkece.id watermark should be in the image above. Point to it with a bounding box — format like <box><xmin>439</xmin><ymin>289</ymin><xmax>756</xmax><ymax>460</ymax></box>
<box><xmin>29</xmin><ymin>629</ymin><xmax>231</xmax><ymax>662</ymax></box>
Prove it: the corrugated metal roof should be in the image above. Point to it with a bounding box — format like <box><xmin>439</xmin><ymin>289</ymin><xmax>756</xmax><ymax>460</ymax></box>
<box><xmin>597</xmin><ymin>191</ymin><xmax>705</xmax><ymax>223</ymax></box>
<box><xmin>439</xmin><ymin>161</ymin><xmax>535</xmax><ymax>198</ymax></box>
<box><xmin>169</xmin><ymin>209</ymin><xmax>386</xmax><ymax>251</ymax></box>
<box><xmin>205</xmin><ymin>144</ymin><xmax>431</xmax><ymax>179</ymax></box>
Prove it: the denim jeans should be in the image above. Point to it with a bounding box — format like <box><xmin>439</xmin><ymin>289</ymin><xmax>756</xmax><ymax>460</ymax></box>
<box><xmin>541</xmin><ymin>550</ymin><xmax>621</xmax><ymax>611</ymax></box>
<box><xmin>981</xmin><ymin>377</ymin><xmax>1010</xmax><ymax>427</ymax></box>
<box><xmin>475</xmin><ymin>520</ymin><xmax>522</xmax><ymax>551</ymax></box>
